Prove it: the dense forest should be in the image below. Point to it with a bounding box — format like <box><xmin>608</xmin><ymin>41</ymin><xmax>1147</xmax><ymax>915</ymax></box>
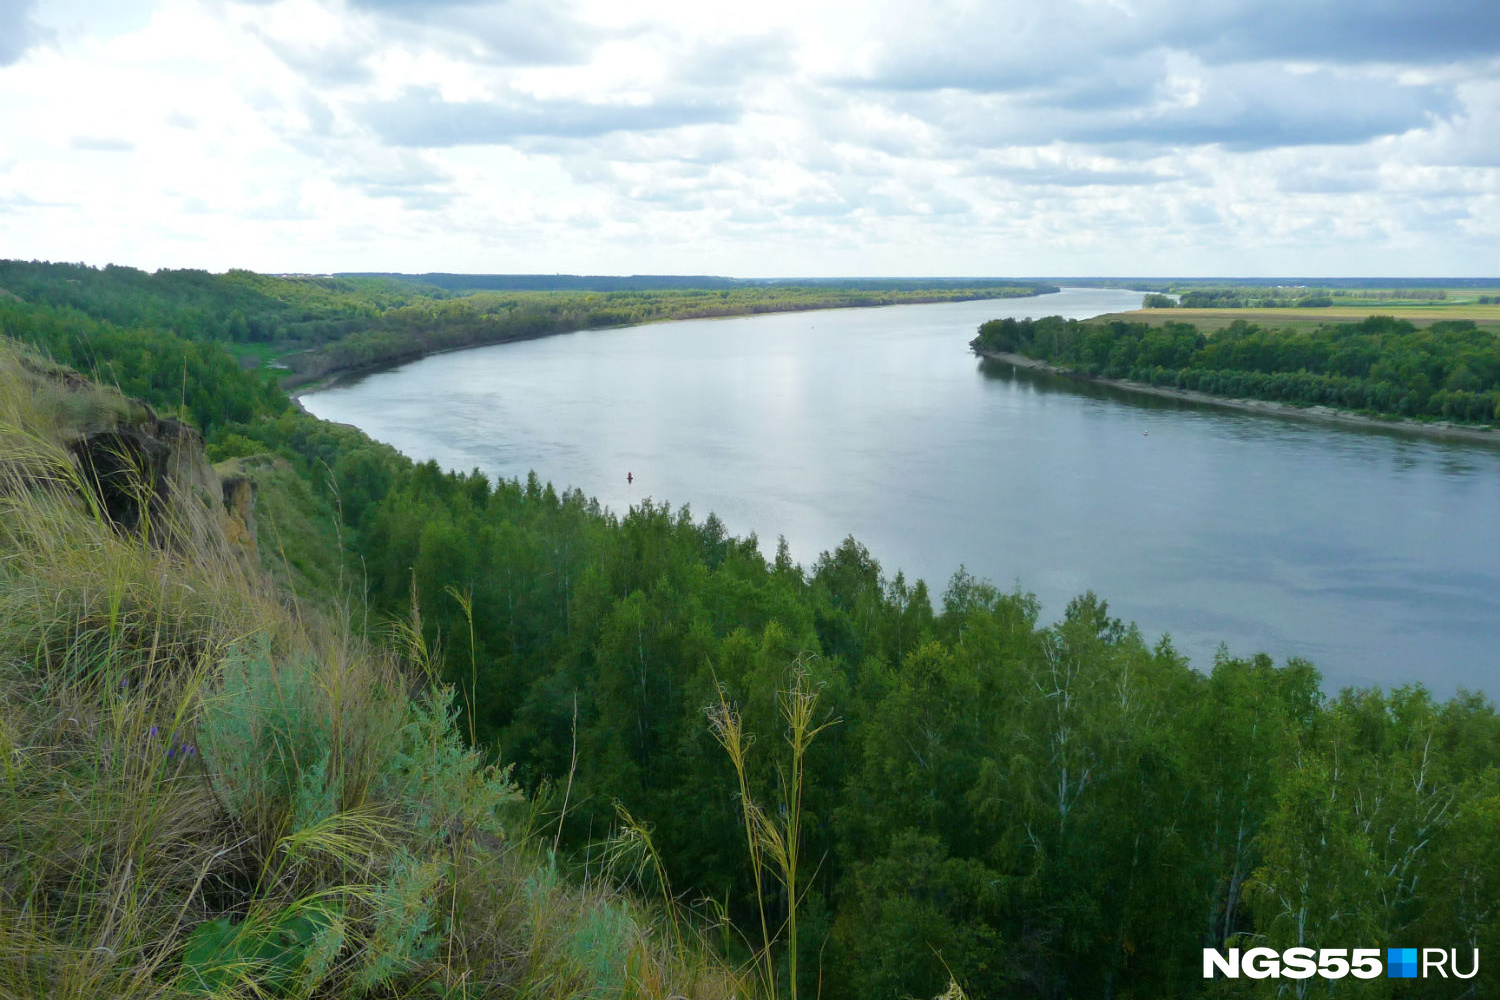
<box><xmin>972</xmin><ymin>314</ymin><xmax>1500</xmax><ymax>424</ymax></box>
<box><xmin>1</xmin><ymin>263</ymin><xmax>1496</xmax><ymax>998</ymax></box>
<box><xmin>220</xmin><ymin>417</ymin><xmax>1500</xmax><ymax>998</ymax></box>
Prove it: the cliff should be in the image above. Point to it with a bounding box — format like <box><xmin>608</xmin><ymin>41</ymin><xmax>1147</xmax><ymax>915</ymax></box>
<box><xmin>4</xmin><ymin>350</ymin><xmax>263</xmax><ymax>573</ymax></box>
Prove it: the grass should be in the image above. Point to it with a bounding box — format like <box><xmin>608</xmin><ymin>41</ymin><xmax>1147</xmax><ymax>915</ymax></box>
<box><xmin>211</xmin><ymin>454</ymin><xmax>348</xmax><ymax>612</ymax></box>
<box><xmin>707</xmin><ymin>663</ymin><xmax>836</xmax><ymax>1000</ymax></box>
<box><xmin>0</xmin><ymin>340</ymin><xmax>745</xmax><ymax>999</ymax></box>
<box><xmin>218</xmin><ymin>340</ymin><xmax>324</xmax><ymax>372</ymax></box>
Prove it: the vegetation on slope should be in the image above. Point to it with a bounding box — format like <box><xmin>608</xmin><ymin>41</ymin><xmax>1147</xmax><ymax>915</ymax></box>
<box><xmin>972</xmin><ymin>313</ymin><xmax>1500</xmax><ymax>424</ymax></box>
<box><xmin>0</xmin><ymin>346</ymin><xmax>744</xmax><ymax>998</ymax></box>
<box><xmin>2</xmin><ymin>263</ymin><xmax>1496</xmax><ymax>998</ymax></box>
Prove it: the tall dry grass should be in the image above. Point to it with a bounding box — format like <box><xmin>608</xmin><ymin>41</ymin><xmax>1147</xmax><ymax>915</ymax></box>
<box><xmin>0</xmin><ymin>343</ymin><xmax>744</xmax><ymax>999</ymax></box>
<box><xmin>707</xmin><ymin>664</ymin><xmax>835</xmax><ymax>1000</ymax></box>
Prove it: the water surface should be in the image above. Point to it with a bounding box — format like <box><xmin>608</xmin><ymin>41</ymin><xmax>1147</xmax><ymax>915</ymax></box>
<box><xmin>304</xmin><ymin>289</ymin><xmax>1500</xmax><ymax>697</ymax></box>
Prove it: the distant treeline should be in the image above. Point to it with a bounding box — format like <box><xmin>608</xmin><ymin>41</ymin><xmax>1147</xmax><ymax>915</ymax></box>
<box><xmin>1144</xmin><ymin>286</ymin><xmax>1473</xmax><ymax>309</ymax></box>
<box><xmin>973</xmin><ymin>314</ymin><xmax>1500</xmax><ymax>424</ymax></box>
<box><xmin>1065</xmin><ymin>277</ymin><xmax>1499</xmax><ymax>291</ymax></box>
<box><xmin>1171</xmin><ymin>290</ymin><xmax>1335</xmax><ymax>308</ymax></box>
<box><xmin>0</xmin><ymin>260</ymin><xmax>447</xmax><ymax>344</ymax></box>
<box><xmin>0</xmin><ymin>260</ymin><xmax>1055</xmax><ymax>388</ymax></box>
<box><xmin>341</xmin><ymin>272</ymin><xmax>1062</xmax><ymax>295</ymax></box>
<box><xmin>280</xmin><ymin>283</ymin><xmax>1055</xmax><ymax>387</ymax></box>
<box><xmin>342</xmin><ymin>272</ymin><xmax>743</xmax><ymax>292</ymax></box>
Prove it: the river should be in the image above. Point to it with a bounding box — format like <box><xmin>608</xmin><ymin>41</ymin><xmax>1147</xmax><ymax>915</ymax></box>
<box><xmin>302</xmin><ymin>288</ymin><xmax>1500</xmax><ymax>698</ymax></box>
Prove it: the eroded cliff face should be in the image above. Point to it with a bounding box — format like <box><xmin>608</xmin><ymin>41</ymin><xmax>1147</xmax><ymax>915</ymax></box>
<box><xmin>69</xmin><ymin>416</ymin><xmax>213</xmax><ymax>541</ymax></box>
<box><xmin>5</xmin><ymin>350</ymin><xmax>260</xmax><ymax>573</ymax></box>
<box><xmin>218</xmin><ymin>470</ymin><xmax>260</xmax><ymax>572</ymax></box>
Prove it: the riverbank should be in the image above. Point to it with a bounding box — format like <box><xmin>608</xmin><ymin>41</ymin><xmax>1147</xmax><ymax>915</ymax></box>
<box><xmin>976</xmin><ymin>348</ymin><xmax>1500</xmax><ymax>445</ymax></box>
<box><xmin>284</xmin><ymin>285</ymin><xmax>1057</xmax><ymax>396</ymax></box>
<box><xmin>282</xmin><ymin>324</ymin><xmax>561</xmax><ymax>397</ymax></box>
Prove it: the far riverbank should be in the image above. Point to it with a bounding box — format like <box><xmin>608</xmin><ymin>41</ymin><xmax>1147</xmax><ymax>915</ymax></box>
<box><xmin>975</xmin><ymin>348</ymin><xmax>1500</xmax><ymax>446</ymax></box>
<box><xmin>282</xmin><ymin>285</ymin><xmax>1057</xmax><ymax>395</ymax></box>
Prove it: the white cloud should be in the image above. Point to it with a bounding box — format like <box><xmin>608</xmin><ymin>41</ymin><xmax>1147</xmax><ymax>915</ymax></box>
<box><xmin>0</xmin><ymin>0</ymin><xmax>1493</xmax><ymax>276</ymax></box>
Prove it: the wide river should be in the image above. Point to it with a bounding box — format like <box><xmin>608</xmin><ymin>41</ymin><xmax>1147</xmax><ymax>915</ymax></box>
<box><xmin>303</xmin><ymin>288</ymin><xmax>1500</xmax><ymax>698</ymax></box>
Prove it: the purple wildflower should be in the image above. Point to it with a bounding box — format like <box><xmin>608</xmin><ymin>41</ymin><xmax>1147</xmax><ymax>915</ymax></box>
<box><xmin>149</xmin><ymin>726</ymin><xmax>158</xmax><ymax>738</ymax></box>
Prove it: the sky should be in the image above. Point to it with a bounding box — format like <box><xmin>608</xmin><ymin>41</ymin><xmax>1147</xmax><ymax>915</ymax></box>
<box><xmin>0</xmin><ymin>0</ymin><xmax>1496</xmax><ymax>277</ymax></box>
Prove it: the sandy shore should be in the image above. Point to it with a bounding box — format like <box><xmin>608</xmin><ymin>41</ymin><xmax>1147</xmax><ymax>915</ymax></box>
<box><xmin>975</xmin><ymin>349</ymin><xmax>1500</xmax><ymax>446</ymax></box>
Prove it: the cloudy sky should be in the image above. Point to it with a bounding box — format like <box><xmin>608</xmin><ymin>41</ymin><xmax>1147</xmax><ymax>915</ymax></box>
<box><xmin>1</xmin><ymin>0</ymin><xmax>1495</xmax><ymax>276</ymax></box>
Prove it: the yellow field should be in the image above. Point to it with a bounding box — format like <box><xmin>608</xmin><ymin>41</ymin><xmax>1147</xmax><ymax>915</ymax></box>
<box><xmin>1099</xmin><ymin>303</ymin><xmax>1500</xmax><ymax>333</ymax></box>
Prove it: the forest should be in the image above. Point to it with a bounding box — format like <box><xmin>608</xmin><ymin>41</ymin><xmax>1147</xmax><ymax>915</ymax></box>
<box><xmin>972</xmin><ymin>313</ymin><xmax>1500</xmax><ymax>424</ymax></box>
<box><xmin>1173</xmin><ymin>290</ymin><xmax>1335</xmax><ymax>309</ymax></box>
<box><xmin>0</xmin><ymin>260</ymin><xmax>1055</xmax><ymax>389</ymax></box>
<box><xmin>220</xmin><ymin>416</ymin><xmax>1500</xmax><ymax>999</ymax></box>
<box><xmin>1</xmin><ymin>263</ymin><xmax>1496</xmax><ymax>998</ymax></box>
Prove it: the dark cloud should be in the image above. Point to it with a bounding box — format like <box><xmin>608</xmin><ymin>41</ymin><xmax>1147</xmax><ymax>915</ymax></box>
<box><xmin>1025</xmin><ymin>70</ymin><xmax>1162</xmax><ymax>113</ymax></box>
<box><xmin>912</xmin><ymin>62</ymin><xmax>1455</xmax><ymax>154</ymax></box>
<box><xmin>332</xmin><ymin>151</ymin><xmax>454</xmax><ymax>209</ymax></box>
<box><xmin>1186</xmin><ymin>0</ymin><xmax>1500</xmax><ymax>66</ymax></box>
<box><xmin>0</xmin><ymin>0</ymin><xmax>48</xmax><ymax>66</ymax></box>
<box><xmin>854</xmin><ymin>0</ymin><xmax>1498</xmax><ymax>96</ymax></box>
<box><xmin>1071</xmin><ymin>68</ymin><xmax>1454</xmax><ymax>151</ymax></box>
<box><xmin>360</xmin><ymin>87</ymin><xmax>737</xmax><ymax>146</ymax></box>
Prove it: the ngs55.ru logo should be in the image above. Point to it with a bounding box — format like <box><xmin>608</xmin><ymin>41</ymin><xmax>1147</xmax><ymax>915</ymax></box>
<box><xmin>1204</xmin><ymin>947</ymin><xmax>1480</xmax><ymax>980</ymax></box>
